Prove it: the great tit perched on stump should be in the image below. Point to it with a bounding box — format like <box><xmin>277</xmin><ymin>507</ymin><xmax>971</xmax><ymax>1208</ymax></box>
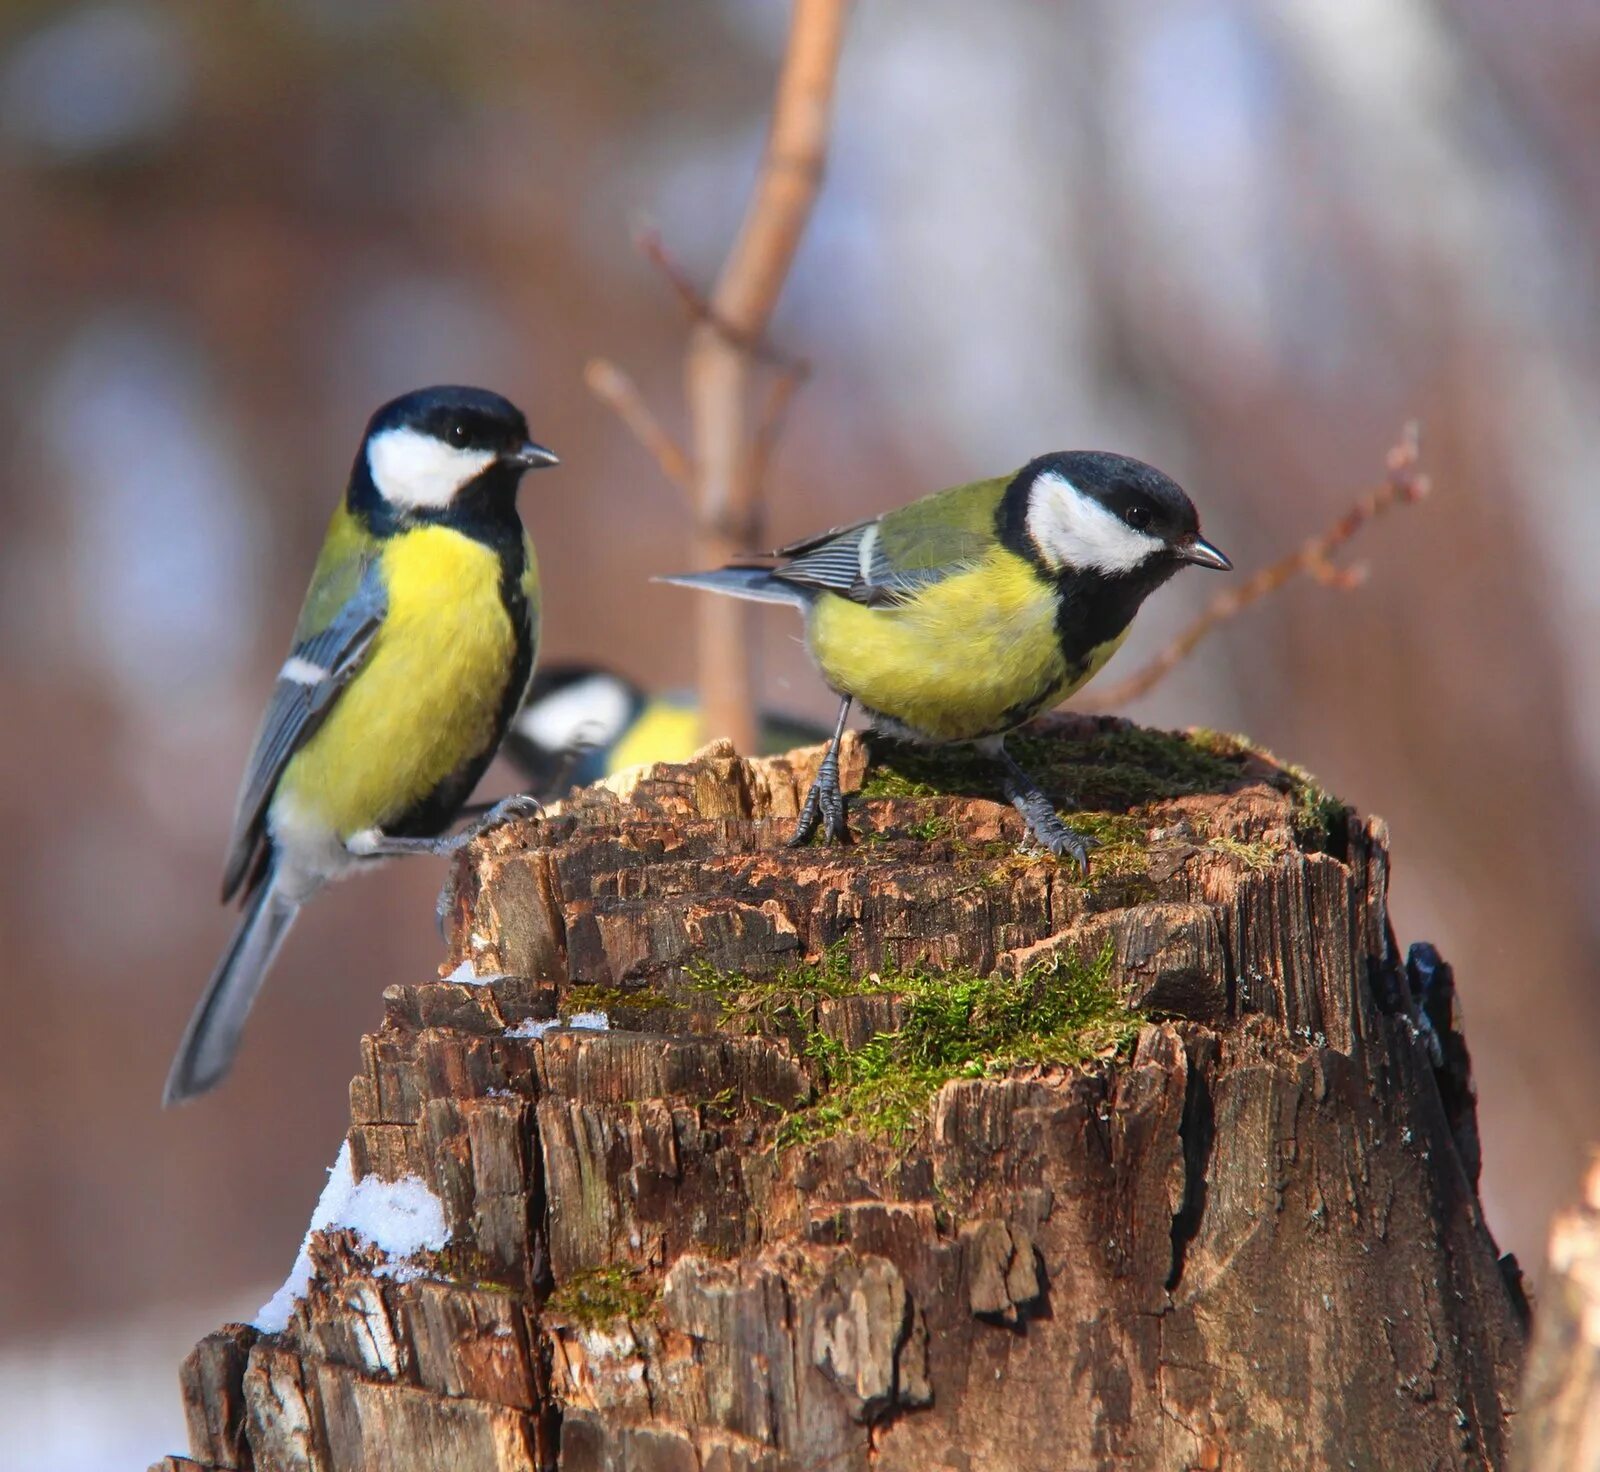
<box><xmin>164</xmin><ymin>386</ymin><xmax>557</xmax><ymax>1106</ymax></box>
<box><xmin>662</xmin><ymin>452</ymin><xmax>1230</xmax><ymax>865</ymax></box>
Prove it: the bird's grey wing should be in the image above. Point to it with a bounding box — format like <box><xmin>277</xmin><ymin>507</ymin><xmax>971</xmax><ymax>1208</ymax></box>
<box><xmin>220</xmin><ymin>557</ymin><xmax>387</xmax><ymax>901</ymax></box>
<box><xmin>764</xmin><ymin>520</ymin><xmax>937</xmax><ymax>607</ymax></box>
<box><xmin>769</xmin><ymin>516</ymin><xmax>878</xmax><ymax>559</ymax></box>
<box><xmin>771</xmin><ymin>497</ymin><xmax>1001</xmax><ymax>607</ymax></box>
<box><xmin>694</xmin><ymin>479</ymin><xmax>1007</xmax><ymax>608</ymax></box>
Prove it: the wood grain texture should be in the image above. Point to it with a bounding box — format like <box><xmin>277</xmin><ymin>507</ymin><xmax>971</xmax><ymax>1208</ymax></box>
<box><xmin>161</xmin><ymin>715</ymin><xmax>1527</xmax><ymax>1471</ymax></box>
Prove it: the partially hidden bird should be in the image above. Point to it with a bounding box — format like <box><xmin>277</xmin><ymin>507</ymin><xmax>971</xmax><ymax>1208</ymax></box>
<box><xmin>661</xmin><ymin>451</ymin><xmax>1230</xmax><ymax>865</ymax></box>
<box><xmin>164</xmin><ymin>385</ymin><xmax>557</xmax><ymax>1106</ymax></box>
<box><xmin>502</xmin><ymin>662</ymin><xmax>827</xmax><ymax>800</ymax></box>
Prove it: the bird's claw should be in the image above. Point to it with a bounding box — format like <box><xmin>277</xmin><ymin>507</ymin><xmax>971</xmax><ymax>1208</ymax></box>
<box><xmin>1014</xmin><ymin>793</ymin><xmax>1097</xmax><ymax>874</ymax></box>
<box><xmin>469</xmin><ymin>793</ymin><xmax>543</xmax><ymax>839</ymax></box>
<box><xmin>817</xmin><ymin>787</ymin><xmax>849</xmax><ymax>843</ymax></box>
<box><xmin>789</xmin><ymin>757</ymin><xmax>849</xmax><ymax>847</ymax></box>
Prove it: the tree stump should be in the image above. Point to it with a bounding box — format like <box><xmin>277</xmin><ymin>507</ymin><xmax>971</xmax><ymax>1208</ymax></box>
<box><xmin>156</xmin><ymin>715</ymin><xmax>1528</xmax><ymax>1472</ymax></box>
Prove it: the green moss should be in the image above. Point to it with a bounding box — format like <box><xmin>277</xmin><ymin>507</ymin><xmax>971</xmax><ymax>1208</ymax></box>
<box><xmin>559</xmin><ymin>984</ymin><xmax>639</xmax><ymax>1016</ymax></box>
<box><xmin>687</xmin><ymin>941</ymin><xmax>878</xmax><ymax>1038</ymax></box>
<box><xmin>856</xmin><ymin>725</ymin><xmax>1353</xmax><ymax>862</ymax></box>
<box><xmin>1185</xmin><ymin>731</ymin><xmax>1347</xmax><ymax>856</ymax></box>
<box><xmin>1187</xmin><ymin>728</ymin><xmax>1260</xmax><ymax>762</ymax></box>
<box><xmin>1017</xmin><ymin>726</ymin><xmax>1242</xmax><ymax>809</ymax></box>
<box><xmin>903</xmin><ymin>814</ymin><xmax>955</xmax><ymax>842</ymax></box>
<box><xmin>791</xmin><ymin>943</ymin><xmax>1140</xmax><ymax>1145</ymax></box>
<box><xmin>695</xmin><ymin>942</ymin><xmax>1141</xmax><ymax>1147</ymax></box>
<box><xmin>1064</xmin><ymin>809</ymin><xmax>1147</xmax><ymax>869</ymax></box>
<box><xmin>1206</xmin><ymin>834</ymin><xmax>1278</xmax><ymax>870</ymax></box>
<box><xmin>858</xmin><ymin>763</ymin><xmax>951</xmax><ymax>801</ymax></box>
<box><xmin>546</xmin><ymin>1266</ymin><xmax>659</xmax><ymax>1328</ymax></box>
<box><xmin>1276</xmin><ymin>762</ymin><xmax>1347</xmax><ymax>854</ymax></box>
<box><xmin>860</xmin><ymin>725</ymin><xmax>1241</xmax><ymax>815</ymax></box>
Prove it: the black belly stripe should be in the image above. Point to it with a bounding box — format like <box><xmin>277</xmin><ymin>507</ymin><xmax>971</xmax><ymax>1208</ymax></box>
<box><xmin>384</xmin><ymin>487</ymin><xmax>537</xmax><ymax>839</ymax></box>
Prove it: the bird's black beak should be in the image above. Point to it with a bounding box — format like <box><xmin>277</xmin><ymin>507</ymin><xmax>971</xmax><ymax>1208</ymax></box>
<box><xmin>508</xmin><ymin>440</ymin><xmax>560</xmax><ymax>470</ymax></box>
<box><xmin>1178</xmin><ymin>535</ymin><xmax>1232</xmax><ymax>571</ymax></box>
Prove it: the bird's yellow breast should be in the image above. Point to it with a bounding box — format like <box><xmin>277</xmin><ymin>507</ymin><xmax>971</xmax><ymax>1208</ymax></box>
<box><xmin>807</xmin><ymin>548</ymin><xmax>1123</xmax><ymax>742</ymax></box>
<box><xmin>279</xmin><ymin>525</ymin><xmax>533</xmax><ymax>837</ymax></box>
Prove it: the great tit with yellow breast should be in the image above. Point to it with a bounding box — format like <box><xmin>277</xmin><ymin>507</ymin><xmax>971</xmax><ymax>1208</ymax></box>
<box><xmin>662</xmin><ymin>451</ymin><xmax>1230</xmax><ymax>865</ymax></box>
<box><xmin>164</xmin><ymin>385</ymin><xmax>557</xmax><ymax>1106</ymax></box>
<box><xmin>504</xmin><ymin>662</ymin><xmax>829</xmax><ymax>798</ymax></box>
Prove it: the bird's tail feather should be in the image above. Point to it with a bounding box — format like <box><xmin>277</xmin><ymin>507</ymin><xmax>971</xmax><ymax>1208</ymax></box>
<box><xmin>655</xmin><ymin>568</ymin><xmax>807</xmax><ymax>608</ymax></box>
<box><xmin>164</xmin><ymin>866</ymin><xmax>299</xmax><ymax>1106</ymax></box>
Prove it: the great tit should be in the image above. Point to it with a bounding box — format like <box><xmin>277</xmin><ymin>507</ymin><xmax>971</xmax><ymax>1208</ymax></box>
<box><xmin>164</xmin><ymin>386</ymin><xmax>557</xmax><ymax>1105</ymax></box>
<box><xmin>662</xmin><ymin>452</ymin><xmax>1230</xmax><ymax>864</ymax></box>
<box><xmin>504</xmin><ymin>662</ymin><xmax>828</xmax><ymax>798</ymax></box>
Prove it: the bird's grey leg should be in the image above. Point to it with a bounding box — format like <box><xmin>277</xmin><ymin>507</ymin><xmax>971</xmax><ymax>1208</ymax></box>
<box><xmin>347</xmin><ymin>794</ymin><xmax>543</xmax><ymax>859</ymax></box>
<box><xmin>790</xmin><ymin>696</ymin><xmax>853</xmax><ymax>846</ymax></box>
<box><xmin>989</xmin><ymin>739</ymin><xmax>1096</xmax><ymax>873</ymax></box>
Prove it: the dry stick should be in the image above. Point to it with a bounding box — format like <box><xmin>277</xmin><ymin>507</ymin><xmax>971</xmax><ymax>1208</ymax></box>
<box><xmin>632</xmin><ymin>228</ymin><xmax>815</xmax><ymax>519</ymax></box>
<box><xmin>637</xmin><ymin>229</ymin><xmax>809</xmax><ymax>373</ymax></box>
<box><xmin>684</xmin><ymin>0</ymin><xmax>850</xmax><ymax>754</ymax></box>
<box><xmin>583</xmin><ymin>358</ymin><xmax>693</xmax><ymax>494</ymax></box>
<box><xmin>1093</xmin><ymin>427</ymin><xmax>1431</xmax><ymax>708</ymax></box>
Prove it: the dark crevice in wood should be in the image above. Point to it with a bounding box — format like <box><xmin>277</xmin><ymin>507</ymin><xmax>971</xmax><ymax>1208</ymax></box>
<box><xmin>1165</xmin><ymin>1036</ymin><xmax>1215</xmax><ymax>1294</ymax></box>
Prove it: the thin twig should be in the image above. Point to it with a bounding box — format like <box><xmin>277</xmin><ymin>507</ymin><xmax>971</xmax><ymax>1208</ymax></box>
<box><xmin>582</xmin><ymin>358</ymin><xmax>693</xmax><ymax>494</ymax></box>
<box><xmin>1093</xmin><ymin>425</ymin><xmax>1431</xmax><ymax>707</ymax></box>
<box><xmin>636</xmin><ymin>228</ymin><xmax>809</xmax><ymax>373</ymax></box>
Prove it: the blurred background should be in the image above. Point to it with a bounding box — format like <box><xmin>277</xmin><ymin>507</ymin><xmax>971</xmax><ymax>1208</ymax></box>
<box><xmin>2</xmin><ymin>0</ymin><xmax>1598</xmax><ymax>1463</ymax></box>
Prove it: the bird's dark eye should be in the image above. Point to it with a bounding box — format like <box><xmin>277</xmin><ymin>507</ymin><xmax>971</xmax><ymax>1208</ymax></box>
<box><xmin>448</xmin><ymin>423</ymin><xmax>471</xmax><ymax>448</ymax></box>
<box><xmin>1124</xmin><ymin>504</ymin><xmax>1152</xmax><ymax>531</ymax></box>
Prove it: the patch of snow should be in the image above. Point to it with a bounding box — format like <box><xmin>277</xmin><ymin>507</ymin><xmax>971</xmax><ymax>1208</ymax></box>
<box><xmin>255</xmin><ymin>1139</ymin><xmax>449</xmax><ymax>1333</ymax></box>
<box><xmin>443</xmin><ymin>959</ymin><xmax>507</xmax><ymax>987</ymax></box>
<box><xmin>579</xmin><ymin>1325</ymin><xmax>638</xmax><ymax>1358</ymax></box>
<box><xmin>506</xmin><ymin>1010</ymin><xmax>610</xmax><ymax>1040</ymax></box>
<box><xmin>506</xmin><ymin>1016</ymin><xmax>561</xmax><ymax>1040</ymax></box>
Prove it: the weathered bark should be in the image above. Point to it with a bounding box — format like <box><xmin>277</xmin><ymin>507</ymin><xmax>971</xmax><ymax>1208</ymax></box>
<box><xmin>1514</xmin><ymin>1156</ymin><xmax>1600</xmax><ymax>1469</ymax></box>
<box><xmin>158</xmin><ymin>715</ymin><xmax>1527</xmax><ymax>1472</ymax></box>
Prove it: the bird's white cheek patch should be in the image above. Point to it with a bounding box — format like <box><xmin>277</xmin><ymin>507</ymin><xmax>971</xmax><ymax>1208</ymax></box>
<box><xmin>1027</xmin><ymin>470</ymin><xmax>1163</xmax><ymax>574</ymax></box>
<box><xmin>367</xmin><ymin>427</ymin><xmax>495</xmax><ymax>509</ymax></box>
<box><xmin>515</xmin><ymin>676</ymin><xmax>634</xmax><ymax>753</ymax></box>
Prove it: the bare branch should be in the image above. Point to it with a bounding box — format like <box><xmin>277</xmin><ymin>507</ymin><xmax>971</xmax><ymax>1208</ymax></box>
<box><xmin>583</xmin><ymin>358</ymin><xmax>693</xmax><ymax>495</ymax></box>
<box><xmin>684</xmin><ymin>0</ymin><xmax>850</xmax><ymax>752</ymax></box>
<box><xmin>1093</xmin><ymin>425</ymin><xmax>1431</xmax><ymax>708</ymax></box>
<box><xmin>636</xmin><ymin>228</ymin><xmax>809</xmax><ymax>373</ymax></box>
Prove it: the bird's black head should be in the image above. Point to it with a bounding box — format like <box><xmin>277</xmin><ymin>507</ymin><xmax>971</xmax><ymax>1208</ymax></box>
<box><xmin>1014</xmin><ymin>451</ymin><xmax>1230</xmax><ymax>577</ymax></box>
<box><xmin>352</xmin><ymin>385</ymin><xmax>557</xmax><ymax>524</ymax></box>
